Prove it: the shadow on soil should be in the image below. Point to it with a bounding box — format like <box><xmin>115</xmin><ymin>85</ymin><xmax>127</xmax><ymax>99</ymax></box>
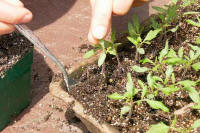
<box><xmin>21</xmin><ymin>0</ymin><xmax>77</xmax><ymax>30</ymax></box>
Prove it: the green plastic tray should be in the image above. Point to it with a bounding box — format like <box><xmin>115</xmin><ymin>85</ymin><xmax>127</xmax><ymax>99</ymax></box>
<box><xmin>0</xmin><ymin>49</ymin><xmax>33</xmax><ymax>130</ymax></box>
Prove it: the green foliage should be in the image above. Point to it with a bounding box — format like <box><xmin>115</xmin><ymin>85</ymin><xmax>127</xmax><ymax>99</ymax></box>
<box><xmin>178</xmin><ymin>80</ymin><xmax>200</xmax><ymax>104</ymax></box>
<box><xmin>147</xmin><ymin>116</ymin><xmax>200</xmax><ymax>133</ymax></box>
<box><xmin>192</xmin><ymin>119</ymin><xmax>200</xmax><ymax>129</ymax></box>
<box><xmin>108</xmin><ymin>73</ymin><xmax>138</xmax><ymax>117</ymax></box>
<box><xmin>131</xmin><ymin>65</ymin><xmax>149</xmax><ymax>73</ymax></box>
<box><xmin>128</xmin><ymin>15</ymin><xmax>161</xmax><ymax>59</ymax></box>
<box><xmin>151</xmin><ymin>1</ymin><xmax>179</xmax><ymax>34</ymax></box>
<box><xmin>186</xmin><ymin>17</ymin><xmax>200</xmax><ymax>27</ymax></box>
<box><xmin>146</xmin><ymin>100</ymin><xmax>169</xmax><ymax>112</ymax></box>
<box><xmin>147</xmin><ymin>122</ymin><xmax>170</xmax><ymax>133</ymax></box>
<box><xmin>83</xmin><ymin>31</ymin><xmax>121</xmax><ymax>69</ymax></box>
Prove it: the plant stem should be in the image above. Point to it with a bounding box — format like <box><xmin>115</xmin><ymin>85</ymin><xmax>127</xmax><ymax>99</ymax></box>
<box><xmin>116</xmin><ymin>53</ymin><xmax>122</xmax><ymax>67</ymax></box>
<box><xmin>135</xmin><ymin>52</ymin><xmax>139</xmax><ymax>62</ymax></box>
<box><xmin>101</xmin><ymin>62</ymin><xmax>106</xmax><ymax>78</ymax></box>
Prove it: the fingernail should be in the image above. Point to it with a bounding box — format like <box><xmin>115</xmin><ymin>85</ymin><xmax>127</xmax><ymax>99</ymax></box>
<box><xmin>93</xmin><ymin>25</ymin><xmax>106</xmax><ymax>39</ymax></box>
<box><xmin>21</xmin><ymin>13</ymin><xmax>32</xmax><ymax>23</ymax></box>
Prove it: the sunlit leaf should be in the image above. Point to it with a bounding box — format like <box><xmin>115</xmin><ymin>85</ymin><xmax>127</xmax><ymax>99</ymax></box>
<box><xmin>146</xmin><ymin>100</ymin><xmax>169</xmax><ymax>112</ymax></box>
<box><xmin>178</xmin><ymin>47</ymin><xmax>184</xmax><ymax>58</ymax></box>
<box><xmin>83</xmin><ymin>49</ymin><xmax>96</xmax><ymax>59</ymax></box>
<box><xmin>132</xmin><ymin>65</ymin><xmax>149</xmax><ymax>73</ymax></box>
<box><xmin>120</xmin><ymin>106</ymin><xmax>131</xmax><ymax>117</ymax></box>
<box><xmin>147</xmin><ymin>122</ymin><xmax>170</xmax><ymax>133</ymax></box>
<box><xmin>192</xmin><ymin>119</ymin><xmax>200</xmax><ymax>129</ymax></box>
<box><xmin>137</xmin><ymin>48</ymin><xmax>145</xmax><ymax>54</ymax></box>
<box><xmin>159</xmin><ymin>40</ymin><xmax>169</xmax><ymax>62</ymax></box>
<box><xmin>139</xmin><ymin>58</ymin><xmax>154</xmax><ymax>64</ymax></box>
<box><xmin>98</xmin><ymin>52</ymin><xmax>106</xmax><ymax>67</ymax></box>
<box><xmin>108</xmin><ymin>93</ymin><xmax>124</xmax><ymax>100</ymax></box>
<box><xmin>192</xmin><ymin>62</ymin><xmax>200</xmax><ymax>71</ymax></box>
<box><xmin>144</xmin><ymin>29</ymin><xmax>161</xmax><ymax>42</ymax></box>
<box><xmin>160</xmin><ymin>85</ymin><xmax>179</xmax><ymax>96</ymax></box>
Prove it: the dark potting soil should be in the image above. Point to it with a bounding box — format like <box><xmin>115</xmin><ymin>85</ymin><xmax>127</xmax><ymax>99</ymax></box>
<box><xmin>69</xmin><ymin>4</ymin><xmax>200</xmax><ymax>133</ymax></box>
<box><xmin>0</xmin><ymin>32</ymin><xmax>33</xmax><ymax>78</ymax></box>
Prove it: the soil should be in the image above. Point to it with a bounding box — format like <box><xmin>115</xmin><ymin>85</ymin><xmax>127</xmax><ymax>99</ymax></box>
<box><xmin>69</xmin><ymin>3</ymin><xmax>200</xmax><ymax>133</ymax></box>
<box><xmin>0</xmin><ymin>32</ymin><xmax>33</xmax><ymax>78</ymax></box>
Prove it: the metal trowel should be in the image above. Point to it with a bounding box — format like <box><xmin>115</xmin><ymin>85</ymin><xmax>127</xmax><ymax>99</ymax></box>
<box><xmin>15</xmin><ymin>24</ymin><xmax>71</xmax><ymax>91</ymax></box>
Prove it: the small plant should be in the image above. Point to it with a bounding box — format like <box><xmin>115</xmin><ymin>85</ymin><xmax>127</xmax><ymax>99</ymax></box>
<box><xmin>83</xmin><ymin>31</ymin><xmax>121</xmax><ymax>75</ymax></box>
<box><xmin>151</xmin><ymin>0</ymin><xmax>179</xmax><ymax>36</ymax></box>
<box><xmin>127</xmin><ymin>15</ymin><xmax>161</xmax><ymax>61</ymax></box>
<box><xmin>108</xmin><ymin>73</ymin><xmax>169</xmax><ymax>118</ymax></box>
<box><xmin>147</xmin><ymin>116</ymin><xmax>200</xmax><ymax>133</ymax></box>
<box><xmin>186</xmin><ymin>16</ymin><xmax>200</xmax><ymax>27</ymax></box>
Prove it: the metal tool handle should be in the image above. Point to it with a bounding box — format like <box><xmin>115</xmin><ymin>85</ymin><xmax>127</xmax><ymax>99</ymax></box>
<box><xmin>15</xmin><ymin>24</ymin><xmax>70</xmax><ymax>91</ymax></box>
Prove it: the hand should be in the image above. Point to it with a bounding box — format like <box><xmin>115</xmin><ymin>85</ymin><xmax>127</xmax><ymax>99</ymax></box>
<box><xmin>88</xmin><ymin>0</ymin><xmax>134</xmax><ymax>44</ymax></box>
<box><xmin>0</xmin><ymin>0</ymin><xmax>32</xmax><ymax>35</ymax></box>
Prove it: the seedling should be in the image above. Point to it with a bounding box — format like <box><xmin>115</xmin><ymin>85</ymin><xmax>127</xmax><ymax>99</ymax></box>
<box><xmin>147</xmin><ymin>116</ymin><xmax>200</xmax><ymax>133</ymax></box>
<box><xmin>108</xmin><ymin>73</ymin><xmax>169</xmax><ymax>118</ymax></box>
<box><xmin>186</xmin><ymin>16</ymin><xmax>200</xmax><ymax>27</ymax></box>
<box><xmin>83</xmin><ymin>31</ymin><xmax>121</xmax><ymax>75</ymax></box>
<box><xmin>127</xmin><ymin>15</ymin><xmax>161</xmax><ymax>61</ymax></box>
<box><xmin>177</xmin><ymin>80</ymin><xmax>200</xmax><ymax>104</ymax></box>
<box><xmin>151</xmin><ymin>0</ymin><xmax>179</xmax><ymax>36</ymax></box>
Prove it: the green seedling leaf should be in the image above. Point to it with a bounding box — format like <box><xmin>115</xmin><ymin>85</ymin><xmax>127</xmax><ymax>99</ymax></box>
<box><xmin>152</xmin><ymin>6</ymin><xmax>167</xmax><ymax>13</ymax></box>
<box><xmin>111</xmin><ymin>29</ymin><xmax>116</xmax><ymax>43</ymax></box>
<box><xmin>144</xmin><ymin>29</ymin><xmax>161</xmax><ymax>42</ymax></box>
<box><xmin>106</xmin><ymin>47</ymin><xmax>117</xmax><ymax>56</ymax></box>
<box><xmin>83</xmin><ymin>49</ymin><xmax>96</xmax><ymax>59</ymax></box>
<box><xmin>189</xmin><ymin>44</ymin><xmax>200</xmax><ymax>51</ymax></box>
<box><xmin>186</xmin><ymin>19</ymin><xmax>200</xmax><ymax>27</ymax></box>
<box><xmin>160</xmin><ymin>85</ymin><xmax>179</xmax><ymax>95</ymax></box>
<box><xmin>163</xmin><ymin>57</ymin><xmax>183</xmax><ymax>65</ymax></box>
<box><xmin>192</xmin><ymin>103</ymin><xmax>200</xmax><ymax>109</ymax></box>
<box><xmin>137</xmin><ymin>48</ymin><xmax>145</xmax><ymax>54</ymax></box>
<box><xmin>128</xmin><ymin>22</ymin><xmax>135</xmax><ymax>37</ymax></box>
<box><xmin>147</xmin><ymin>122</ymin><xmax>170</xmax><ymax>133</ymax></box>
<box><xmin>196</xmin><ymin>38</ymin><xmax>200</xmax><ymax>45</ymax></box>
<box><xmin>171</xmin><ymin>73</ymin><xmax>175</xmax><ymax>84</ymax></box>
<box><xmin>126</xmin><ymin>73</ymin><xmax>138</xmax><ymax>97</ymax></box>
<box><xmin>98</xmin><ymin>52</ymin><xmax>106</xmax><ymax>67</ymax></box>
<box><xmin>153</xmin><ymin>76</ymin><xmax>163</xmax><ymax>82</ymax></box>
<box><xmin>172</xmin><ymin>116</ymin><xmax>177</xmax><ymax>127</ymax></box>
<box><xmin>139</xmin><ymin>58</ymin><xmax>154</xmax><ymax>64</ymax></box>
<box><xmin>127</xmin><ymin>36</ymin><xmax>140</xmax><ymax>46</ymax></box>
<box><xmin>147</xmin><ymin>72</ymin><xmax>154</xmax><ymax>89</ymax></box>
<box><xmin>170</xmin><ymin>25</ymin><xmax>179</xmax><ymax>33</ymax></box>
<box><xmin>99</xmin><ymin>39</ymin><xmax>106</xmax><ymax>50</ymax></box>
<box><xmin>132</xmin><ymin>15</ymin><xmax>140</xmax><ymax>34</ymax></box>
<box><xmin>192</xmin><ymin>62</ymin><xmax>200</xmax><ymax>71</ymax></box>
<box><xmin>167</xmin><ymin>49</ymin><xmax>177</xmax><ymax>58</ymax></box>
<box><xmin>189</xmin><ymin>50</ymin><xmax>195</xmax><ymax>60</ymax></box>
<box><xmin>164</xmin><ymin>65</ymin><xmax>173</xmax><ymax>84</ymax></box>
<box><xmin>192</xmin><ymin>119</ymin><xmax>200</xmax><ymax>129</ymax></box>
<box><xmin>178</xmin><ymin>47</ymin><xmax>184</xmax><ymax>58</ymax></box>
<box><xmin>146</xmin><ymin>100</ymin><xmax>169</xmax><ymax>112</ymax></box>
<box><xmin>132</xmin><ymin>65</ymin><xmax>149</xmax><ymax>73</ymax></box>
<box><xmin>120</xmin><ymin>105</ymin><xmax>131</xmax><ymax>117</ymax></box>
<box><xmin>183</xmin><ymin>11</ymin><xmax>200</xmax><ymax>15</ymax></box>
<box><xmin>108</xmin><ymin>93</ymin><xmax>124</xmax><ymax>100</ymax></box>
<box><xmin>138</xmin><ymin>80</ymin><xmax>148</xmax><ymax>99</ymax></box>
<box><xmin>150</xmin><ymin>18</ymin><xmax>160</xmax><ymax>30</ymax></box>
<box><xmin>178</xmin><ymin>80</ymin><xmax>196</xmax><ymax>88</ymax></box>
<box><xmin>186</xmin><ymin>87</ymin><xmax>200</xmax><ymax>104</ymax></box>
<box><xmin>167</xmin><ymin>5</ymin><xmax>178</xmax><ymax>22</ymax></box>
<box><xmin>159</xmin><ymin>40</ymin><xmax>169</xmax><ymax>62</ymax></box>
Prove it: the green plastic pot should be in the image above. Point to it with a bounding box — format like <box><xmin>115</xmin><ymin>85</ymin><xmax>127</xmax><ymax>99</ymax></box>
<box><xmin>0</xmin><ymin>49</ymin><xmax>33</xmax><ymax>130</ymax></box>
